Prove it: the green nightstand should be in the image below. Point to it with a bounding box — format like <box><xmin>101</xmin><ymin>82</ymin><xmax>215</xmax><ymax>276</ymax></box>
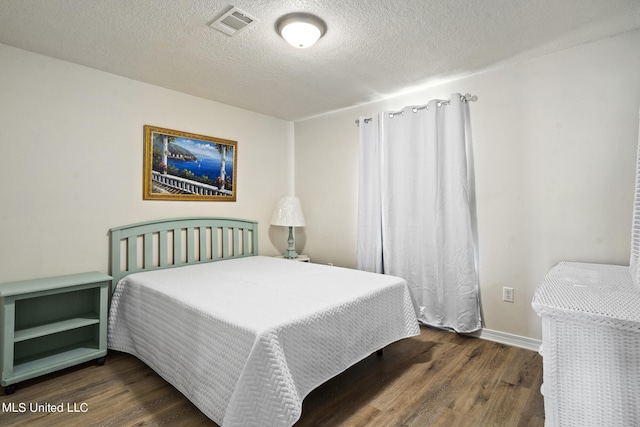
<box><xmin>0</xmin><ymin>271</ymin><xmax>111</xmax><ymax>394</ymax></box>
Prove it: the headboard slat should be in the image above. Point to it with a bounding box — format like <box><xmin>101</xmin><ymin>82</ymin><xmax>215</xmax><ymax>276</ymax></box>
<box><xmin>222</xmin><ymin>227</ymin><xmax>229</xmax><ymax>258</ymax></box>
<box><xmin>187</xmin><ymin>227</ymin><xmax>195</xmax><ymax>264</ymax></box>
<box><xmin>159</xmin><ymin>230</ymin><xmax>168</xmax><ymax>267</ymax></box>
<box><xmin>109</xmin><ymin>217</ymin><xmax>259</xmax><ymax>291</ymax></box>
<box><xmin>127</xmin><ymin>237</ymin><xmax>137</xmax><ymax>273</ymax></box>
<box><xmin>199</xmin><ymin>227</ymin><xmax>208</xmax><ymax>262</ymax></box>
<box><xmin>144</xmin><ymin>233</ymin><xmax>153</xmax><ymax>269</ymax></box>
<box><xmin>232</xmin><ymin>228</ymin><xmax>239</xmax><ymax>257</ymax></box>
<box><xmin>212</xmin><ymin>227</ymin><xmax>220</xmax><ymax>261</ymax></box>
<box><xmin>171</xmin><ymin>228</ymin><xmax>179</xmax><ymax>265</ymax></box>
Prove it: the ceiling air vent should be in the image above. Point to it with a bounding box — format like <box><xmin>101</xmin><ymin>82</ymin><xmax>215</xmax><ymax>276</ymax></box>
<box><xmin>209</xmin><ymin>6</ymin><xmax>258</xmax><ymax>36</ymax></box>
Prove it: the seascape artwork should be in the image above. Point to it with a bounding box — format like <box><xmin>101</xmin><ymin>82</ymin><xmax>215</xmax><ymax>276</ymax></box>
<box><xmin>143</xmin><ymin>126</ymin><xmax>237</xmax><ymax>201</ymax></box>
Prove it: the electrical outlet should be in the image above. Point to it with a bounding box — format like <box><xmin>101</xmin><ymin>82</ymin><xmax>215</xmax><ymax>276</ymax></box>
<box><xmin>503</xmin><ymin>287</ymin><xmax>514</xmax><ymax>303</ymax></box>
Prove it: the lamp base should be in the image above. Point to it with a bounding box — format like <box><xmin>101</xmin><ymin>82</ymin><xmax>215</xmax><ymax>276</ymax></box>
<box><xmin>283</xmin><ymin>249</ymin><xmax>299</xmax><ymax>259</ymax></box>
<box><xmin>284</xmin><ymin>226</ymin><xmax>299</xmax><ymax>259</ymax></box>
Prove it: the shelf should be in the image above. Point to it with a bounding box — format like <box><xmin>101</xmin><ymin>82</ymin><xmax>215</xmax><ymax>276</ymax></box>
<box><xmin>0</xmin><ymin>271</ymin><xmax>110</xmax><ymax>389</ymax></box>
<box><xmin>14</xmin><ymin>313</ymin><xmax>99</xmax><ymax>342</ymax></box>
<box><xmin>0</xmin><ymin>272</ymin><xmax>111</xmax><ymax>297</ymax></box>
<box><xmin>12</xmin><ymin>342</ymin><xmax>105</xmax><ymax>383</ymax></box>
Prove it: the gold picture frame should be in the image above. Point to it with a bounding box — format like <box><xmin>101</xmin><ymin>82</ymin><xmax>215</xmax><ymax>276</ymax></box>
<box><xmin>143</xmin><ymin>125</ymin><xmax>237</xmax><ymax>201</ymax></box>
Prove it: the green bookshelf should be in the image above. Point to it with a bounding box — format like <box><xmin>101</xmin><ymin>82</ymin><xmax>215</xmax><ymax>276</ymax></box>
<box><xmin>0</xmin><ymin>272</ymin><xmax>110</xmax><ymax>394</ymax></box>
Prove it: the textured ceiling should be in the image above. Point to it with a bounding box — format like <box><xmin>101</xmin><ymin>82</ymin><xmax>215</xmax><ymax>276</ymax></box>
<box><xmin>0</xmin><ymin>0</ymin><xmax>639</xmax><ymax>121</ymax></box>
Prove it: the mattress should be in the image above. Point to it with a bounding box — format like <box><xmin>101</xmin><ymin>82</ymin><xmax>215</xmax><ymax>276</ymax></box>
<box><xmin>107</xmin><ymin>256</ymin><xmax>419</xmax><ymax>427</ymax></box>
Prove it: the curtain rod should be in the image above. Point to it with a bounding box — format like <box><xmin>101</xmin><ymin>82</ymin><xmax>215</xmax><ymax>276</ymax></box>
<box><xmin>355</xmin><ymin>93</ymin><xmax>478</xmax><ymax>126</ymax></box>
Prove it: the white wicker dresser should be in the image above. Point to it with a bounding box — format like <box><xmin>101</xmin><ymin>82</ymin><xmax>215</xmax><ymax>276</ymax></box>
<box><xmin>532</xmin><ymin>261</ymin><xmax>640</xmax><ymax>427</ymax></box>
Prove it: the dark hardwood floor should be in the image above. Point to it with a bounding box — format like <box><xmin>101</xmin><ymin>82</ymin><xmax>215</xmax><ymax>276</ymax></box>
<box><xmin>0</xmin><ymin>326</ymin><xmax>544</xmax><ymax>426</ymax></box>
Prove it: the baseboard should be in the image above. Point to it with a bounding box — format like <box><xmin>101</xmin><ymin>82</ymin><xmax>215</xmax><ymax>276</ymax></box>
<box><xmin>471</xmin><ymin>328</ymin><xmax>541</xmax><ymax>352</ymax></box>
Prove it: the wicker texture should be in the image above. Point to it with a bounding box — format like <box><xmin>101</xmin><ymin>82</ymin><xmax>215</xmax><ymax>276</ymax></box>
<box><xmin>533</xmin><ymin>262</ymin><xmax>640</xmax><ymax>426</ymax></box>
<box><xmin>630</xmin><ymin>109</ymin><xmax>640</xmax><ymax>289</ymax></box>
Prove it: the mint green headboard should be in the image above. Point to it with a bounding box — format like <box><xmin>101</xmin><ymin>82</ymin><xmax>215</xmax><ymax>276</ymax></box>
<box><xmin>109</xmin><ymin>217</ymin><xmax>258</xmax><ymax>291</ymax></box>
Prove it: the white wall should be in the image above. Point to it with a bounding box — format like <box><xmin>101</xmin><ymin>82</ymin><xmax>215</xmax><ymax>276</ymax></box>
<box><xmin>0</xmin><ymin>43</ymin><xmax>292</xmax><ymax>282</ymax></box>
<box><xmin>2</xmin><ymin>29</ymin><xmax>639</xmax><ymax>340</ymax></box>
<box><xmin>294</xmin><ymin>29</ymin><xmax>640</xmax><ymax>340</ymax></box>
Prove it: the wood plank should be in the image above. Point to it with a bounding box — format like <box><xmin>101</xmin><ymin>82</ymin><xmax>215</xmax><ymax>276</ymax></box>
<box><xmin>425</xmin><ymin>407</ymin><xmax>479</xmax><ymax>427</ymax></box>
<box><xmin>14</xmin><ymin>315</ymin><xmax>99</xmax><ymax>342</ymax></box>
<box><xmin>143</xmin><ymin>233</ymin><xmax>153</xmax><ymax>268</ymax></box>
<box><xmin>474</xmin><ymin>380</ymin><xmax>532</xmax><ymax>426</ymax></box>
<box><xmin>187</xmin><ymin>227</ymin><xmax>195</xmax><ymax>263</ymax></box>
<box><xmin>222</xmin><ymin>227</ymin><xmax>229</xmax><ymax>258</ymax></box>
<box><xmin>233</xmin><ymin>227</ymin><xmax>239</xmax><ymax>257</ymax></box>
<box><xmin>0</xmin><ymin>326</ymin><xmax>544</xmax><ymax>427</ymax></box>
<box><xmin>199</xmin><ymin>227</ymin><xmax>208</xmax><ymax>261</ymax></box>
<box><xmin>212</xmin><ymin>227</ymin><xmax>220</xmax><ymax>260</ymax></box>
<box><xmin>173</xmin><ymin>228</ymin><xmax>182</xmax><ymax>265</ymax></box>
<box><xmin>159</xmin><ymin>230</ymin><xmax>168</xmax><ymax>267</ymax></box>
<box><xmin>243</xmin><ymin>229</ymin><xmax>250</xmax><ymax>255</ymax></box>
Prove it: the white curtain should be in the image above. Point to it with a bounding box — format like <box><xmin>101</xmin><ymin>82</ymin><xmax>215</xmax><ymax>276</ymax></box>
<box><xmin>357</xmin><ymin>93</ymin><xmax>481</xmax><ymax>333</ymax></box>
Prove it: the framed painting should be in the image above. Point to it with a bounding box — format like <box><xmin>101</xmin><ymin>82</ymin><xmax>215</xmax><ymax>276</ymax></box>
<box><xmin>143</xmin><ymin>125</ymin><xmax>237</xmax><ymax>201</ymax></box>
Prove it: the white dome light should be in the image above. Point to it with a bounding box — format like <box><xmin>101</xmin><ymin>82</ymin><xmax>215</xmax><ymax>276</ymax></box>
<box><xmin>276</xmin><ymin>13</ymin><xmax>326</xmax><ymax>49</ymax></box>
<box><xmin>281</xmin><ymin>22</ymin><xmax>321</xmax><ymax>48</ymax></box>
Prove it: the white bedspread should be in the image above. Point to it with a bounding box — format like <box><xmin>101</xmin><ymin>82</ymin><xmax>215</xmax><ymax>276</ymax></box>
<box><xmin>108</xmin><ymin>256</ymin><xmax>419</xmax><ymax>427</ymax></box>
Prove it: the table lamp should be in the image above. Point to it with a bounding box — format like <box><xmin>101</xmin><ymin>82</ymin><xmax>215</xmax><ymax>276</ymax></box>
<box><xmin>271</xmin><ymin>196</ymin><xmax>306</xmax><ymax>258</ymax></box>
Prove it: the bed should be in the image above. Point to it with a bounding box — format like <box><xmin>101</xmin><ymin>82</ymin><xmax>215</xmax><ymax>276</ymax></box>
<box><xmin>107</xmin><ymin>217</ymin><xmax>419</xmax><ymax>427</ymax></box>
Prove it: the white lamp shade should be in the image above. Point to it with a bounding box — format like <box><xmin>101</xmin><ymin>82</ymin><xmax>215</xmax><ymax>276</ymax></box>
<box><xmin>271</xmin><ymin>196</ymin><xmax>306</xmax><ymax>227</ymax></box>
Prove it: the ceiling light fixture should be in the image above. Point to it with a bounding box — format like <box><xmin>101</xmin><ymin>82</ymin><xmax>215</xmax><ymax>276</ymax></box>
<box><xmin>276</xmin><ymin>13</ymin><xmax>327</xmax><ymax>48</ymax></box>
